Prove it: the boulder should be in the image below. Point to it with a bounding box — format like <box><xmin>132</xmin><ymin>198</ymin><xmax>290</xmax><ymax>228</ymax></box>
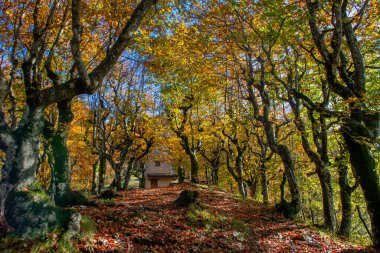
<box><xmin>173</xmin><ymin>190</ymin><xmax>199</xmax><ymax>208</ymax></box>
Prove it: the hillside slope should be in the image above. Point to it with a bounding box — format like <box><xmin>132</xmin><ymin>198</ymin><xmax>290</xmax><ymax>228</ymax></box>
<box><xmin>74</xmin><ymin>183</ymin><xmax>366</xmax><ymax>253</ymax></box>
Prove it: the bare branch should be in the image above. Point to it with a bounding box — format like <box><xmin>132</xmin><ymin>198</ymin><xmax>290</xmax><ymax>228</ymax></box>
<box><xmin>70</xmin><ymin>0</ymin><xmax>90</xmax><ymax>85</ymax></box>
<box><xmin>28</xmin><ymin>0</ymin><xmax>158</xmax><ymax>106</ymax></box>
<box><xmin>353</xmin><ymin>0</ymin><xmax>369</xmax><ymax>31</ymax></box>
<box><xmin>90</xmin><ymin>0</ymin><xmax>158</xmax><ymax>84</ymax></box>
<box><xmin>45</xmin><ymin>1</ymin><xmax>69</xmax><ymax>85</ymax></box>
<box><xmin>0</xmin><ymin>69</ymin><xmax>8</xmax><ymax>103</ymax></box>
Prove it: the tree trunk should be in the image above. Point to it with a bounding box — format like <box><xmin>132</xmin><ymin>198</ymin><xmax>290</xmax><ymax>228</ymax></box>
<box><xmin>211</xmin><ymin>160</ymin><xmax>220</xmax><ymax>185</ymax></box>
<box><xmin>49</xmin><ymin>100</ymin><xmax>85</xmax><ymax>207</ymax></box>
<box><xmin>247</xmin><ymin>178</ymin><xmax>258</xmax><ymax>199</ymax></box>
<box><xmin>261</xmin><ymin>167</ymin><xmax>269</xmax><ymax>205</ymax></box>
<box><xmin>290</xmin><ymin>102</ymin><xmax>336</xmax><ymax>231</ymax></box>
<box><xmin>1</xmin><ymin>106</ymin><xmax>44</xmax><ymax>187</ymax></box>
<box><xmin>343</xmin><ymin>125</ymin><xmax>380</xmax><ymax>246</ymax></box>
<box><xmin>248</xmin><ymin>58</ymin><xmax>301</xmax><ymax>218</ymax></box>
<box><xmin>236</xmin><ymin>155</ymin><xmax>246</xmax><ymax>197</ymax></box>
<box><xmin>309</xmin><ymin>197</ymin><xmax>315</xmax><ymax>225</ymax></box>
<box><xmin>337</xmin><ymin>159</ymin><xmax>355</xmax><ymax>239</ymax></box>
<box><xmin>122</xmin><ymin>159</ymin><xmax>134</xmax><ymax>190</ymax></box>
<box><xmin>189</xmin><ymin>152</ymin><xmax>199</xmax><ymax>183</ymax></box>
<box><xmin>316</xmin><ymin>165</ymin><xmax>336</xmax><ymax>232</ymax></box>
<box><xmin>205</xmin><ymin>166</ymin><xmax>209</xmax><ymax>184</ymax></box>
<box><xmin>97</xmin><ymin>152</ymin><xmax>106</xmax><ymax>194</ymax></box>
<box><xmin>123</xmin><ymin>169</ymin><xmax>131</xmax><ymax>190</ymax></box>
<box><xmin>111</xmin><ymin>168</ymin><xmax>123</xmax><ymax>191</ymax></box>
<box><xmin>280</xmin><ymin>171</ymin><xmax>286</xmax><ymax>204</ymax></box>
<box><xmin>139</xmin><ymin>162</ymin><xmax>145</xmax><ymax>188</ymax></box>
<box><xmin>0</xmin><ymin>106</ymin><xmax>75</xmax><ymax>236</ymax></box>
<box><xmin>178</xmin><ymin>165</ymin><xmax>185</xmax><ymax>183</ymax></box>
<box><xmin>306</xmin><ymin>1</ymin><xmax>380</xmax><ymax>246</ymax></box>
<box><xmin>237</xmin><ymin>178</ymin><xmax>246</xmax><ymax>197</ymax></box>
<box><xmin>91</xmin><ymin>160</ymin><xmax>98</xmax><ymax>194</ymax></box>
<box><xmin>50</xmin><ymin>131</ymin><xmax>73</xmax><ymax>206</ymax></box>
<box><xmin>277</xmin><ymin>145</ymin><xmax>302</xmax><ymax>218</ymax></box>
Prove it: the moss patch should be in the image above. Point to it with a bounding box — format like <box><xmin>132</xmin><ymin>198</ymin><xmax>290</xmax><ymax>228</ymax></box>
<box><xmin>79</xmin><ymin>216</ymin><xmax>97</xmax><ymax>240</ymax></box>
<box><xmin>186</xmin><ymin>204</ymin><xmax>228</xmax><ymax>232</ymax></box>
<box><xmin>4</xmin><ymin>189</ymin><xmax>74</xmax><ymax>238</ymax></box>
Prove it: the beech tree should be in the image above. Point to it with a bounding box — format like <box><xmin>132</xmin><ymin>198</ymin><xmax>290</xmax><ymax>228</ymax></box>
<box><xmin>305</xmin><ymin>0</ymin><xmax>380</xmax><ymax>245</ymax></box>
<box><xmin>0</xmin><ymin>0</ymin><xmax>158</xmax><ymax>236</ymax></box>
<box><xmin>2</xmin><ymin>0</ymin><xmax>376</xmax><ymax>246</ymax></box>
<box><xmin>132</xmin><ymin>0</ymin><xmax>378</xmax><ymax>245</ymax></box>
<box><xmin>167</xmin><ymin>98</ymin><xmax>202</xmax><ymax>183</ymax></box>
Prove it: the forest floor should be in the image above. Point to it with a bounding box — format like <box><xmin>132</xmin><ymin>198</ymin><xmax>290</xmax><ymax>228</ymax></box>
<box><xmin>74</xmin><ymin>183</ymin><xmax>369</xmax><ymax>253</ymax></box>
<box><xmin>0</xmin><ymin>183</ymin><xmax>375</xmax><ymax>252</ymax></box>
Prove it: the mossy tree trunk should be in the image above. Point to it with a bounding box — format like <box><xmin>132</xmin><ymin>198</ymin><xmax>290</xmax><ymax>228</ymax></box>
<box><xmin>307</xmin><ymin>0</ymin><xmax>380</xmax><ymax>245</ymax></box>
<box><xmin>211</xmin><ymin>159</ymin><xmax>220</xmax><ymax>185</ymax></box>
<box><xmin>122</xmin><ymin>159</ymin><xmax>134</xmax><ymax>190</ymax></box>
<box><xmin>200</xmin><ymin>145</ymin><xmax>222</xmax><ymax>185</ymax></box>
<box><xmin>177</xmin><ymin>134</ymin><xmax>200</xmax><ymax>183</ymax></box>
<box><xmin>1</xmin><ymin>106</ymin><xmax>76</xmax><ymax>236</ymax></box>
<box><xmin>245</xmin><ymin>175</ymin><xmax>258</xmax><ymax>199</ymax></box>
<box><xmin>187</xmin><ymin>146</ymin><xmax>200</xmax><ymax>183</ymax></box>
<box><xmin>178</xmin><ymin>165</ymin><xmax>185</xmax><ymax>183</ymax></box>
<box><xmin>288</xmin><ymin>96</ymin><xmax>336</xmax><ymax>231</ymax></box>
<box><xmin>236</xmin><ymin>152</ymin><xmax>247</xmax><ymax>197</ymax></box>
<box><xmin>109</xmin><ymin>165</ymin><xmax>123</xmax><ymax>191</ymax></box>
<box><xmin>91</xmin><ymin>159</ymin><xmax>98</xmax><ymax>194</ymax></box>
<box><xmin>343</xmin><ymin>124</ymin><xmax>380</xmax><ymax>245</ymax></box>
<box><xmin>107</xmin><ymin>138</ymin><xmax>135</xmax><ymax>191</ymax></box>
<box><xmin>0</xmin><ymin>0</ymin><xmax>158</xmax><ymax>237</ymax></box>
<box><xmin>316</xmin><ymin>166</ymin><xmax>336</xmax><ymax>231</ymax></box>
<box><xmin>139</xmin><ymin>162</ymin><xmax>146</xmax><ymax>188</ymax></box>
<box><xmin>97</xmin><ymin>151</ymin><xmax>106</xmax><ymax>194</ymax></box>
<box><xmin>261</xmin><ymin>167</ymin><xmax>269</xmax><ymax>205</ymax></box>
<box><xmin>1</xmin><ymin>106</ymin><xmax>44</xmax><ymax>218</ymax></box>
<box><xmin>255</xmin><ymin>133</ymin><xmax>271</xmax><ymax>205</ymax></box>
<box><xmin>170</xmin><ymin>105</ymin><xmax>201</xmax><ymax>184</ymax></box>
<box><xmin>122</xmin><ymin>138</ymin><xmax>153</xmax><ymax>190</ymax></box>
<box><xmin>336</xmin><ymin>153</ymin><xmax>358</xmax><ymax>239</ymax></box>
<box><xmin>276</xmin><ymin>145</ymin><xmax>302</xmax><ymax>218</ymax></box>
<box><xmin>46</xmin><ymin>100</ymin><xmax>85</xmax><ymax>207</ymax></box>
<box><xmin>224</xmin><ymin>142</ymin><xmax>248</xmax><ymax>198</ymax></box>
<box><xmin>245</xmin><ymin>57</ymin><xmax>301</xmax><ymax>218</ymax></box>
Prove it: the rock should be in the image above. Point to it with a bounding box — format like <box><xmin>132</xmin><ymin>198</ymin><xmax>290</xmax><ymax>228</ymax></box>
<box><xmin>99</xmin><ymin>189</ymin><xmax>118</xmax><ymax>199</ymax></box>
<box><xmin>4</xmin><ymin>189</ymin><xmax>73</xmax><ymax>238</ymax></box>
<box><xmin>58</xmin><ymin>190</ymin><xmax>92</xmax><ymax>207</ymax></box>
<box><xmin>173</xmin><ymin>190</ymin><xmax>199</xmax><ymax>208</ymax></box>
<box><xmin>275</xmin><ymin>202</ymin><xmax>297</xmax><ymax>219</ymax></box>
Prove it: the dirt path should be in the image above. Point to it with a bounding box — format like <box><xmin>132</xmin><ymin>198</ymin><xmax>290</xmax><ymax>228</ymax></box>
<box><xmin>75</xmin><ymin>184</ymin><xmax>365</xmax><ymax>253</ymax></box>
